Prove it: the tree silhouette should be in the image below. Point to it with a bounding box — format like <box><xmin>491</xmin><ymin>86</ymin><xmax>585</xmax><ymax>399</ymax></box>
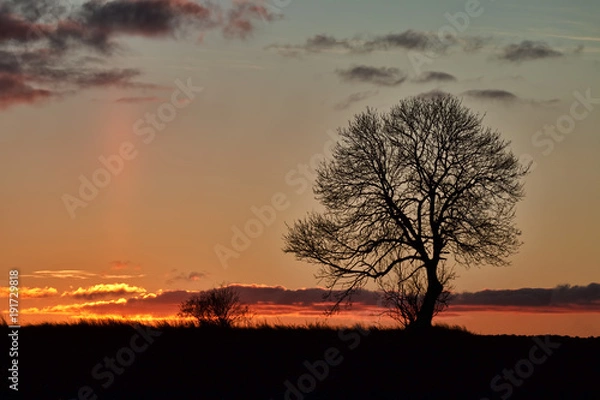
<box><xmin>283</xmin><ymin>95</ymin><xmax>529</xmax><ymax>329</ymax></box>
<box><xmin>178</xmin><ymin>285</ymin><xmax>250</xmax><ymax>328</ymax></box>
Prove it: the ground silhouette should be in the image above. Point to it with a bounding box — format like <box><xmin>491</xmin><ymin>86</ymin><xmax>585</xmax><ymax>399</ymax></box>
<box><xmin>5</xmin><ymin>321</ymin><xmax>599</xmax><ymax>399</ymax></box>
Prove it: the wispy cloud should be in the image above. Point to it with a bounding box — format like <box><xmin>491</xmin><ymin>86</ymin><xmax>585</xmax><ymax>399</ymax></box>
<box><xmin>22</xmin><ymin>269</ymin><xmax>145</xmax><ymax>279</ymax></box>
<box><xmin>543</xmin><ymin>34</ymin><xmax>600</xmax><ymax>43</ymax></box>
<box><xmin>334</xmin><ymin>90</ymin><xmax>379</xmax><ymax>110</ymax></box>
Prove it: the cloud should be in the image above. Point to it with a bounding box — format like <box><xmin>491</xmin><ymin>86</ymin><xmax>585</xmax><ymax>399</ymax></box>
<box><xmin>232</xmin><ymin>284</ymin><xmax>380</xmax><ymax>306</ymax></box>
<box><xmin>265</xmin><ymin>33</ymin><xmax>353</xmax><ymax>57</ymax></box>
<box><xmin>452</xmin><ymin>283</ymin><xmax>600</xmax><ymax>312</ymax></box>
<box><xmin>62</xmin><ymin>283</ymin><xmax>147</xmax><ymax>300</ymax></box>
<box><xmin>22</xmin><ymin>269</ymin><xmax>145</xmax><ymax>279</ymax></box>
<box><xmin>362</xmin><ymin>30</ymin><xmax>438</xmax><ymax>52</ymax></box>
<box><xmin>22</xmin><ymin>269</ymin><xmax>99</xmax><ymax>279</ymax></box>
<box><xmin>222</xmin><ymin>2</ymin><xmax>279</xmax><ymax>39</ymax></box>
<box><xmin>0</xmin><ymin>0</ymin><xmax>278</xmax><ymax>109</ymax></box>
<box><xmin>413</xmin><ymin>71</ymin><xmax>457</xmax><ymax>83</ymax></box>
<box><xmin>0</xmin><ymin>73</ymin><xmax>53</xmax><ymax>108</ymax></box>
<box><xmin>30</xmin><ymin>289</ymin><xmax>191</xmax><ymax>316</ymax></box>
<box><xmin>305</xmin><ymin>34</ymin><xmax>352</xmax><ymax>51</ymax></box>
<box><xmin>0</xmin><ymin>10</ymin><xmax>50</xmax><ymax>42</ymax></box>
<box><xmin>334</xmin><ymin>90</ymin><xmax>378</xmax><ymax>110</ymax></box>
<box><xmin>165</xmin><ymin>269</ymin><xmax>209</xmax><ymax>285</ymax></box>
<box><xmin>336</xmin><ymin>65</ymin><xmax>407</xmax><ymax>87</ymax></box>
<box><xmin>28</xmin><ymin>298</ymin><xmax>131</xmax><ymax>314</ymax></box>
<box><xmin>462</xmin><ymin>89</ymin><xmax>519</xmax><ymax>102</ymax></box>
<box><xmin>462</xmin><ymin>89</ymin><xmax>557</xmax><ymax>106</ymax></box>
<box><xmin>267</xmin><ymin>30</ymin><xmax>488</xmax><ymax>57</ymax></box>
<box><xmin>78</xmin><ymin>0</ymin><xmax>276</xmax><ymax>45</ymax></box>
<box><xmin>0</xmin><ymin>286</ymin><xmax>58</xmax><ymax>298</ymax></box>
<box><xmin>498</xmin><ymin>40</ymin><xmax>563</xmax><ymax>62</ymax></box>
<box><xmin>266</xmin><ymin>30</ymin><xmax>441</xmax><ymax>56</ymax></box>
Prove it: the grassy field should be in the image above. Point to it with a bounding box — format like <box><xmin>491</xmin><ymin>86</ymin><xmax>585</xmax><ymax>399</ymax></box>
<box><xmin>3</xmin><ymin>321</ymin><xmax>599</xmax><ymax>399</ymax></box>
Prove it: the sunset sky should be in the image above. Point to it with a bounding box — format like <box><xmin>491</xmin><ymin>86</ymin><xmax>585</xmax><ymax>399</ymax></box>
<box><xmin>1</xmin><ymin>0</ymin><xmax>599</xmax><ymax>336</ymax></box>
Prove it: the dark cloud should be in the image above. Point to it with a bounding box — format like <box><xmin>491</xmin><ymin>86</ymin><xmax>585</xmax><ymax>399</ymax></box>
<box><xmin>413</xmin><ymin>71</ymin><xmax>457</xmax><ymax>83</ymax></box>
<box><xmin>499</xmin><ymin>40</ymin><xmax>563</xmax><ymax>62</ymax></box>
<box><xmin>462</xmin><ymin>89</ymin><xmax>519</xmax><ymax>102</ymax></box>
<box><xmin>81</xmin><ymin>0</ymin><xmax>209</xmax><ymax>37</ymax></box>
<box><xmin>334</xmin><ymin>90</ymin><xmax>378</xmax><ymax>110</ymax></box>
<box><xmin>363</xmin><ymin>30</ymin><xmax>438</xmax><ymax>52</ymax></box>
<box><xmin>165</xmin><ymin>270</ymin><xmax>209</xmax><ymax>285</ymax></box>
<box><xmin>231</xmin><ymin>284</ymin><xmax>380</xmax><ymax>306</ymax></box>
<box><xmin>0</xmin><ymin>10</ymin><xmax>49</xmax><ymax>42</ymax></box>
<box><xmin>453</xmin><ymin>283</ymin><xmax>600</xmax><ymax>310</ymax></box>
<box><xmin>0</xmin><ymin>0</ymin><xmax>278</xmax><ymax>109</ymax></box>
<box><xmin>305</xmin><ymin>34</ymin><xmax>352</xmax><ymax>51</ymax></box>
<box><xmin>3</xmin><ymin>0</ymin><xmax>73</xmax><ymax>23</ymax></box>
<box><xmin>336</xmin><ymin>65</ymin><xmax>407</xmax><ymax>87</ymax></box>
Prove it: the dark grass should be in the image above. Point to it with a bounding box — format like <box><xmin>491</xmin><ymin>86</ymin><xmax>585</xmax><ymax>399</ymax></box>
<box><xmin>2</xmin><ymin>320</ymin><xmax>599</xmax><ymax>399</ymax></box>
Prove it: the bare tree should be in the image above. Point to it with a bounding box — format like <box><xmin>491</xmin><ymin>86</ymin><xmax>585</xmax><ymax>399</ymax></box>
<box><xmin>283</xmin><ymin>95</ymin><xmax>529</xmax><ymax>329</ymax></box>
<box><xmin>178</xmin><ymin>285</ymin><xmax>250</xmax><ymax>328</ymax></box>
<box><xmin>378</xmin><ymin>263</ymin><xmax>455</xmax><ymax>328</ymax></box>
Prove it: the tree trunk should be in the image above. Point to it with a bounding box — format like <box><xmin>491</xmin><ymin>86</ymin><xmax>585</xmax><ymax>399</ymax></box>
<box><xmin>412</xmin><ymin>262</ymin><xmax>443</xmax><ymax>330</ymax></box>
